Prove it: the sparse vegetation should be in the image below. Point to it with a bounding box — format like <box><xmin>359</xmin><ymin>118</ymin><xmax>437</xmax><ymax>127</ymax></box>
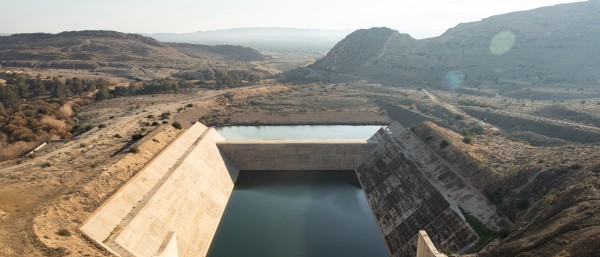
<box><xmin>172</xmin><ymin>122</ymin><xmax>182</xmax><ymax>129</ymax></box>
<box><xmin>57</xmin><ymin>229</ymin><xmax>71</xmax><ymax>237</ymax></box>
<box><xmin>514</xmin><ymin>198</ymin><xmax>530</xmax><ymax>210</ymax></box>
<box><xmin>440</xmin><ymin>139</ymin><xmax>451</xmax><ymax>149</ymax></box>
<box><xmin>463</xmin><ymin>136</ymin><xmax>473</xmax><ymax>144</ymax></box>
<box><xmin>131</xmin><ymin>133</ymin><xmax>144</xmax><ymax>141</ymax></box>
<box><xmin>459</xmin><ymin>207</ymin><xmax>497</xmax><ymax>252</ymax></box>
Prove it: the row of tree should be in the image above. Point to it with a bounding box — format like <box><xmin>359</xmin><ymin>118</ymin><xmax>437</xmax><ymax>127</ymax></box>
<box><xmin>94</xmin><ymin>78</ymin><xmax>193</xmax><ymax>100</ymax></box>
<box><xmin>173</xmin><ymin>68</ymin><xmax>261</xmax><ymax>87</ymax></box>
<box><xmin>0</xmin><ymin>74</ymin><xmax>110</xmax><ymax>109</ymax></box>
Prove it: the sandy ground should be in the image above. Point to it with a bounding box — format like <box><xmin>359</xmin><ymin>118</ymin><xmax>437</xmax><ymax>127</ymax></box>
<box><xmin>227</xmin><ymin>111</ymin><xmax>390</xmax><ymax>125</ymax></box>
<box><xmin>0</xmin><ymin>79</ymin><xmax>599</xmax><ymax>256</ymax></box>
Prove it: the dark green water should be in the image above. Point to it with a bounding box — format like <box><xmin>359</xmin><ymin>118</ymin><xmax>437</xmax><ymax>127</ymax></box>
<box><xmin>207</xmin><ymin>170</ymin><xmax>389</xmax><ymax>257</ymax></box>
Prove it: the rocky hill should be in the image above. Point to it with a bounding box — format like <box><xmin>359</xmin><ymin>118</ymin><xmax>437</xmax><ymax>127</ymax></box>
<box><xmin>0</xmin><ymin>30</ymin><xmax>266</xmax><ymax>79</ymax></box>
<box><xmin>168</xmin><ymin>43</ymin><xmax>265</xmax><ymax>61</ymax></box>
<box><xmin>299</xmin><ymin>1</ymin><xmax>600</xmax><ymax>88</ymax></box>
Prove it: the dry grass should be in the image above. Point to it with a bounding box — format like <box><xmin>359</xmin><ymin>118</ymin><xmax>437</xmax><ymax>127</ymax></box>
<box><xmin>59</xmin><ymin>103</ymin><xmax>73</xmax><ymax>117</ymax></box>
<box><xmin>0</xmin><ymin>141</ymin><xmax>40</xmax><ymax>162</ymax></box>
<box><xmin>40</xmin><ymin>116</ymin><xmax>66</xmax><ymax>131</ymax></box>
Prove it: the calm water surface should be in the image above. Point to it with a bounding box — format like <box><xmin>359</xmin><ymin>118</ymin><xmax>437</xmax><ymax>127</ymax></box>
<box><xmin>207</xmin><ymin>171</ymin><xmax>389</xmax><ymax>257</ymax></box>
<box><xmin>216</xmin><ymin>125</ymin><xmax>382</xmax><ymax>139</ymax></box>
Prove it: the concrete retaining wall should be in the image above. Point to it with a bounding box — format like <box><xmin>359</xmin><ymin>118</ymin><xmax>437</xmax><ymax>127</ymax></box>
<box><xmin>81</xmin><ymin>123</ymin><xmax>239</xmax><ymax>257</ymax></box>
<box><xmin>416</xmin><ymin>231</ymin><xmax>447</xmax><ymax>257</ymax></box>
<box><xmin>217</xmin><ymin>139</ymin><xmax>376</xmax><ymax>171</ymax></box>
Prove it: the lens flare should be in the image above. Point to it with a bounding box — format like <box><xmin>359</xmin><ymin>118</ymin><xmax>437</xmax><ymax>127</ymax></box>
<box><xmin>489</xmin><ymin>31</ymin><xmax>516</xmax><ymax>55</ymax></box>
<box><xmin>442</xmin><ymin>71</ymin><xmax>464</xmax><ymax>91</ymax></box>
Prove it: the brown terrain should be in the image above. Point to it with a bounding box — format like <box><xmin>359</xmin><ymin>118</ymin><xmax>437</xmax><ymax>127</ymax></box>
<box><xmin>2</xmin><ymin>2</ymin><xmax>600</xmax><ymax>256</ymax></box>
<box><xmin>1</xmin><ymin>76</ymin><xmax>599</xmax><ymax>256</ymax></box>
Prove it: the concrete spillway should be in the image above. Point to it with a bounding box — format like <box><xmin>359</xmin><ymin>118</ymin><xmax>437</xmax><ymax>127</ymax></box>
<box><xmin>80</xmin><ymin>122</ymin><xmax>503</xmax><ymax>257</ymax></box>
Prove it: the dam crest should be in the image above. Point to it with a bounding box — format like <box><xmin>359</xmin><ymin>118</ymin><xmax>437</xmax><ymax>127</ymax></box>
<box><xmin>80</xmin><ymin>122</ymin><xmax>503</xmax><ymax>257</ymax></box>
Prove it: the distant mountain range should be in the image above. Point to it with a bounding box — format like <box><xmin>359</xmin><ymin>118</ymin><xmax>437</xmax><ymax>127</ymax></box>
<box><xmin>146</xmin><ymin>27</ymin><xmax>353</xmax><ymax>51</ymax></box>
<box><xmin>0</xmin><ymin>30</ymin><xmax>265</xmax><ymax>79</ymax></box>
<box><xmin>286</xmin><ymin>1</ymin><xmax>600</xmax><ymax>88</ymax></box>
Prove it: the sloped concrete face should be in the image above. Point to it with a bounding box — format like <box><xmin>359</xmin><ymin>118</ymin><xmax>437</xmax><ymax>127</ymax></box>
<box><xmin>81</xmin><ymin>123</ymin><xmax>239</xmax><ymax>257</ymax></box>
<box><xmin>356</xmin><ymin>126</ymin><xmax>479</xmax><ymax>257</ymax></box>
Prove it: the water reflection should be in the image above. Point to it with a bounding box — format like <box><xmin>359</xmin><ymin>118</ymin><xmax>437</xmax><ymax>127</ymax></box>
<box><xmin>207</xmin><ymin>170</ymin><xmax>389</xmax><ymax>257</ymax></box>
<box><xmin>215</xmin><ymin>125</ymin><xmax>382</xmax><ymax>139</ymax></box>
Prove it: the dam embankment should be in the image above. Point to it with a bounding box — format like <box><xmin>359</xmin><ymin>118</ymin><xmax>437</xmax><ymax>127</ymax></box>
<box><xmin>80</xmin><ymin>122</ymin><xmax>503</xmax><ymax>257</ymax></box>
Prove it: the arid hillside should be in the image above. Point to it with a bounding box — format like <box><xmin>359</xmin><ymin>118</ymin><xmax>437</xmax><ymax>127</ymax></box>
<box><xmin>287</xmin><ymin>1</ymin><xmax>600</xmax><ymax>89</ymax></box>
<box><xmin>0</xmin><ymin>31</ymin><xmax>268</xmax><ymax>79</ymax></box>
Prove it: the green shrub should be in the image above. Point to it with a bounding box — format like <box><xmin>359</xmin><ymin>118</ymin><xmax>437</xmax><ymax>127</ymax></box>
<box><xmin>160</xmin><ymin>112</ymin><xmax>171</xmax><ymax>120</ymax></box>
<box><xmin>57</xmin><ymin>229</ymin><xmax>71</xmax><ymax>237</ymax></box>
<box><xmin>515</xmin><ymin>198</ymin><xmax>530</xmax><ymax>210</ymax></box>
<box><xmin>463</xmin><ymin>136</ymin><xmax>473</xmax><ymax>144</ymax></box>
<box><xmin>468</xmin><ymin>124</ymin><xmax>486</xmax><ymax>135</ymax></box>
<box><xmin>151</xmin><ymin>121</ymin><xmax>160</xmax><ymax>126</ymax></box>
<box><xmin>440</xmin><ymin>139</ymin><xmax>451</xmax><ymax>149</ymax></box>
<box><xmin>98</xmin><ymin>124</ymin><xmax>106</xmax><ymax>129</ymax></box>
<box><xmin>113</xmin><ymin>134</ymin><xmax>122</xmax><ymax>139</ymax></box>
<box><xmin>172</xmin><ymin>122</ymin><xmax>182</xmax><ymax>129</ymax></box>
<box><xmin>186</xmin><ymin>103</ymin><xmax>194</xmax><ymax>107</ymax></box>
<box><xmin>131</xmin><ymin>133</ymin><xmax>144</xmax><ymax>141</ymax></box>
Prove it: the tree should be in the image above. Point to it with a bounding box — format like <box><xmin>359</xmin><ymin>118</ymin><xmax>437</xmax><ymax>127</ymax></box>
<box><xmin>95</xmin><ymin>84</ymin><xmax>110</xmax><ymax>101</ymax></box>
<box><xmin>0</xmin><ymin>85</ymin><xmax>20</xmax><ymax>109</ymax></box>
<box><xmin>29</xmin><ymin>78</ymin><xmax>47</xmax><ymax>98</ymax></box>
<box><xmin>15</xmin><ymin>81</ymin><xmax>30</xmax><ymax>99</ymax></box>
<box><xmin>50</xmin><ymin>77</ymin><xmax>70</xmax><ymax>99</ymax></box>
<box><xmin>70</xmin><ymin>77</ymin><xmax>84</xmax><ymax>95</ymax></box>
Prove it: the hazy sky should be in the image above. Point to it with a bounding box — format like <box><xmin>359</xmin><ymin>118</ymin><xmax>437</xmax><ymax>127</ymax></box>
<box><xmin>0</xmin><ymin>0</ymin><xmax>585</xmax><ymax>38</ymax></box>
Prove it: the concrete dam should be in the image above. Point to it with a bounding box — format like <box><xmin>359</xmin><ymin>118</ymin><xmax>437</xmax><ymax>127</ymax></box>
<box><xmin>80</xmin><ymin>122</ymin><xmax>504</xmax><ymax>257</ymax></box>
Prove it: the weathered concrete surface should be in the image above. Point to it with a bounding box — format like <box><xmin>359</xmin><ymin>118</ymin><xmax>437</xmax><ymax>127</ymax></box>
<box><xmin>81</xmin><ymin>123</ymin><xmax>239</xmax><ymax>257</ymax></box>
<box><xmin>357</xmin><ymin>126</ymin><xmax>479</xmax><ymax>257</ymax></box>
<box><xmin>386</xmin><ymin>122</ymin><xmax>504</xmax><ymax>230</ymax></box>
<box><xmin>217</xmin><ymin>139</ymin><xmax>376</xmax><ymax>171</ymax></box>
<box><xmin>152</xmin><ymin>233</ymin><xmax>178</xmax><ymax>257</ymax></box>
<box><xmin>80</xmin><ymin>123</ymin><xmax>210</xmax><ymax>255</ymax></box>
<box><xmin>416</xmin><ymin>231</ymin><xmax>447</xmax><ymax>257</ymax></box>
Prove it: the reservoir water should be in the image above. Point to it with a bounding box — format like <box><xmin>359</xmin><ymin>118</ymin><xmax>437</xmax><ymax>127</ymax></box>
<box><xmin>206</xmin><ymin>171</ymin><xmax>389</xmax><ymax>257</ymax></box>
<box><xmin>207</xmin><ymin>125</ymin><xmax>389</xmax><ymax>257</ymax></box>
<box><xmin>216</xmin><ymin>125</ymin><xmax>383</xmax><ymax>139</ymax></box>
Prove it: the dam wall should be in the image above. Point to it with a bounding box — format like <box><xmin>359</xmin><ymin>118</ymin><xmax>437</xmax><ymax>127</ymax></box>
<box><xmin>80</xmin><ymin>122</ymin><xmax>500</xmax><ymax>257</ymax></box>
<box><xmin>217</xmin><ymin>139</ymin><xmax>376</xmax><ymax>171</ymax></box>
<box><xmin>385</xmin><ymin>122</ymin><xmax>504</xmax><ymax>230</ymax></box>
<box><xmin>356</xmin><ymin>126</ymin><xmax>479</xmax><ymax>257</ymax></box>
<box><xmin>81</xmin><ymin>123</ymin><xmax>239</xmax><ymax>257</ymax></box>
